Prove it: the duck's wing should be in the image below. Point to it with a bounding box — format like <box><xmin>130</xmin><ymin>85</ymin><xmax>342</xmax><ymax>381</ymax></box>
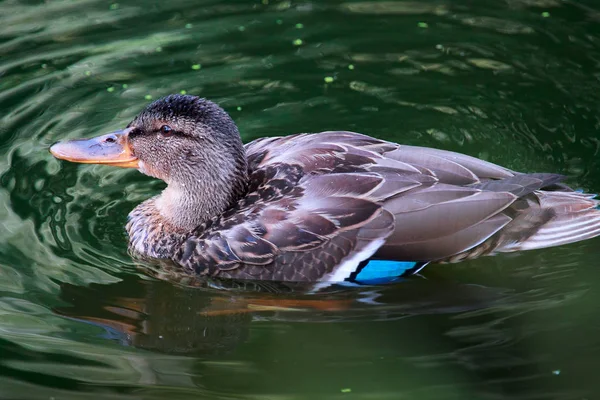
<box><xmin>245</xmin><ymin>132</ymin><xmax>527</xmax><ymax>264</ymax></box>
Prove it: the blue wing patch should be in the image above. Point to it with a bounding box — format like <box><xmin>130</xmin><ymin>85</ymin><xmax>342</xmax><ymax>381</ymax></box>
<box><xmin>348</xmin><ymin>260</ymin><xmax>427</xmax><ymax>284</ymax></box>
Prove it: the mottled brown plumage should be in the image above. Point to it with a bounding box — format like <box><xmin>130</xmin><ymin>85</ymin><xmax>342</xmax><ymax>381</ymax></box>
<box><xmin>50</xmin><ymin>95</ymin><xmax>600</xmax><ymax>284</ymax></box>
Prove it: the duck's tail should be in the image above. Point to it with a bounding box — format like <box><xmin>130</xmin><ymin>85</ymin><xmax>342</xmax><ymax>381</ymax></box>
<box><xmin>496</xmin><ymin>190</ymin><xmax>600</xmax><ymax>253</ymax></box>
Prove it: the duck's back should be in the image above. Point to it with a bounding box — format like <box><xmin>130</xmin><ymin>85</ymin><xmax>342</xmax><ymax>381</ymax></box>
<box><xmin>174</xmin><ymin>131</ymin><xmax>600</xmax><ymax>283</ymax></box>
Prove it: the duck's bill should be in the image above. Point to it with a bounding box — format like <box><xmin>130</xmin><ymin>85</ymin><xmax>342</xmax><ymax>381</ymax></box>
<box><xmin>49</xmin><ymin>128</ymin><xmax>139</xmax><ymax>168</ymax></box>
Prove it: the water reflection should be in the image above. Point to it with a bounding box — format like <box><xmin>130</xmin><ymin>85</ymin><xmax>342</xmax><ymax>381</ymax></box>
<box><xmin>54</xmin><ymin>275</ymin><xmax>511</xmax><ymax>355</ymax></box>
<box><xmin>43</xmin><ymin>266</ymin><xmax>591</xmax><ymax>399</ymax></box>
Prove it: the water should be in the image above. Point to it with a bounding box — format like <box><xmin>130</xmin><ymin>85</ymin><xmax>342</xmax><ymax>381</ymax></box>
<box><xmin>1</xmin><ymin>0</ymin><xmax>600</xmax><ymax>398</ymax></box>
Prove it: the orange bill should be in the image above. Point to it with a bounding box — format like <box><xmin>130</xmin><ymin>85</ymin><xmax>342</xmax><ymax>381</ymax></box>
<box><xmin>49</xmin><ymin>127</ymin><xmax>138</xmax><ymax>168</ymax></box>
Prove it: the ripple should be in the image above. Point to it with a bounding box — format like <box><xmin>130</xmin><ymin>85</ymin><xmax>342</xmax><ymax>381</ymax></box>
<box><xmin>340</xmin><ymin>2</ymin><xmax>449</xmax><ymax>15</ymax></box>
<box><xmin>454</xmin><ymin>15</ymin><xmax>535</xmax><ymax>34</ymax></box>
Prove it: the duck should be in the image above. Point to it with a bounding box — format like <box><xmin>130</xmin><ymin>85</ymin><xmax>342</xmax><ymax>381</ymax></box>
<box><xmin>49</xmin><ymin>94</ymin><xmax>600</xmax><ymax>285</ymax></box>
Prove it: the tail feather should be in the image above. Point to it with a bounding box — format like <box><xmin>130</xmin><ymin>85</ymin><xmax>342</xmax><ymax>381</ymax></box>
<box><xmin>498</xmin><ymin>190</ymin><xmax>600</xmax><ymax>252</ymax></box>
<box><xmin>511</xmin><ymin>211</ymin><xmax>600</xmax><ymax>251</ymax></box>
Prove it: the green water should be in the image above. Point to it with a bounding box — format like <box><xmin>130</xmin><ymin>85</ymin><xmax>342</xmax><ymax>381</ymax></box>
<box><xmin>2</xmin><ymin>0</ymin><xmax>600</xmax><ymax>398</ymax></box>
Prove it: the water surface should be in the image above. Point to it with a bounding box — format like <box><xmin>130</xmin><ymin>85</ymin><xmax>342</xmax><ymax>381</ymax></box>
<box><xmin>2</xmin><ymin>0</ymin><xmax>600</xmax><ymax>398</ymax></box>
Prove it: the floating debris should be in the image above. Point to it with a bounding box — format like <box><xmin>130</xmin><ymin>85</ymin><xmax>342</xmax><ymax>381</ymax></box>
<box><xmin>418</xmin><ymin>22</ymin><xmax>429</xmax><ymax>28</ymax></box>
<box><xmin>293</xmin><ymin>38</ymin><xmax>303</xmax><ymax>46</ymax></box>
<box><xmin>552</xmin><ymin>369</ymin><xmax>561</xmax><ymax>375</ymax></box>
<box><xmin>180</xmin><ymin>90</ymin><xmax>187</xmax><ymax>95</ymax></box>
<box><xmin>295</xmin><ymin>23</ymin><xmax>304</xmax><ymax>29</ymax></box>
<box><xmin>542</xmin><ymin>11</ymin><xmax>550</xmax><ymax>18</ymax></box>
<box><xmin>341</xmin><ymin>388</ymin><xmax>352</xmax><ymax>393</ymax></box>
<box><xmin>122</xmin><ymin>84</ymin><xmax>128</xmax><ymax>89</ymax></box>
<box><xmin>185</xmin><ymin>23</ymin><xmax>193</xmax><ymax>29</ymax></box>
<box><xmin>144</xmin><ymin>94</ymin><xmax>153</xmax><ymax>100</ymax></box>
<box><xmin>107</xmin><ymin>87</ymin><xmax>115</xmax><ymax>93</ymax></box>
<box><xmin>191</xmin><ymin>64</ymin><xmax>201</xmax><ymax>70</ymax></box>
<box><xmin>238</xmin><ymin>26</ymin><xmax>246</xmax><ymax>32</ymax></box>
<box><xmin>324</xmin><ymin>76</ymin><xmax>334</xmax><ymax>83</ymax></box>
<box><xmin>468</xmin><ymin>58</ymin><xmax>511</xmax><ymax>71</ymax></box>
<box><xmin>236</xmin><ymin>106</ymin><xmax>242</xmax><ymax>111</ymax></box>
<box><xmin>348</xmin><ymin>64</ymin><xmax>355</xmax><ymax>70</ymax></box>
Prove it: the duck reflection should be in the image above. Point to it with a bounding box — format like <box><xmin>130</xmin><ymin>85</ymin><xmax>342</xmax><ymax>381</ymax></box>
<box><xmin>54</xmin><ymin>275</ymin><xmax>510</xmax><ymax>356</ymax></box>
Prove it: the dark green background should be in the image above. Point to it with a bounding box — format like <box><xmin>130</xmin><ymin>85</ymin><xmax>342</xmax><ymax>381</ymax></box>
<box><xmin>1</xmin><ymin>0</ymin><xmax>600</xmax><ymax>398</ymax></box>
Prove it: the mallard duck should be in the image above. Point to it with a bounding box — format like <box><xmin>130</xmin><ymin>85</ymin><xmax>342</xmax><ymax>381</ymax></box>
<box><xmin>50</xmin><ymin>94</ymin><xmax>600</xmax><ymax>284</ymax></box>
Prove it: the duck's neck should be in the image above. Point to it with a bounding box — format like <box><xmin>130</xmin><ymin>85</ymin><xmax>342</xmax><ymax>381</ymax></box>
<box><xmin>127</xmin><ymin>155</ymin><xmax>248</xmax><ymax>260</ymax></box>
<box><xmin>156</xmin><ymin>180</ymin><xmax>235</xmax><ymax>232</ymax></box>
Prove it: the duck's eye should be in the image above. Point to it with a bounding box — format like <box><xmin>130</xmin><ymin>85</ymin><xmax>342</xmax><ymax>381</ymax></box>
<box><xmin>160</xmin><ymin>125</ymin><xmax>173</xmax><ymax>136</ymax></box>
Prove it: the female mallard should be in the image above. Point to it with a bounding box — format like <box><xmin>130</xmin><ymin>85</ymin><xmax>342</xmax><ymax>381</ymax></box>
<box><xmin>50</xmin><ymin>94</ymin><xmax>600</xmax><ymax>284</ymax></box>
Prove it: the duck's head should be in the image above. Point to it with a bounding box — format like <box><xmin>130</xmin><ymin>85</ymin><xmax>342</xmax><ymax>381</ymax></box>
<box><xmin>50</xmin><ymin>95</ymin><xmax>249</xmax><ymax>231</ymax></box>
